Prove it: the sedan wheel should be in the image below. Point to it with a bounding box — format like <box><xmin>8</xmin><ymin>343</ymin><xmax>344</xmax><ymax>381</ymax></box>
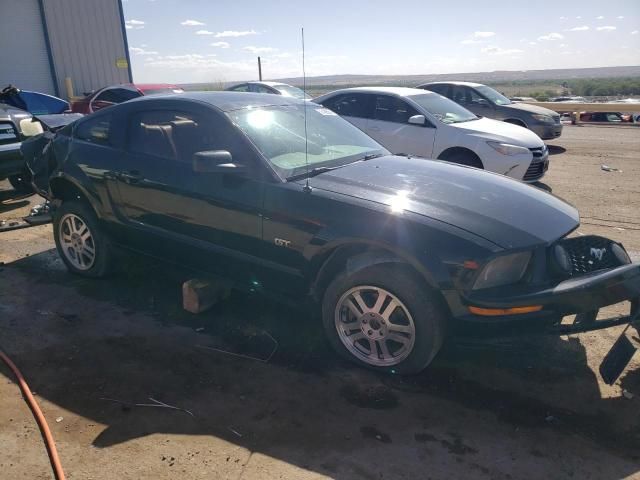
<box><xmin>58</xmin><ymin>213</ymin><xmax>96</xmax><ymax>270</ymax></box>
<box><xmin>335</xmin><ymin>286</ymin><xmax>415</xmax><ymax>367</ymax></box>
<box><xmin>322</xmin><ymin>263</ymin><xmax>446</xmax><ymax>374</ymax></box>
<box><xmin>53</xmin><ymin>200</ymin><xmax>112</xmax><ymax>277</ymax></box>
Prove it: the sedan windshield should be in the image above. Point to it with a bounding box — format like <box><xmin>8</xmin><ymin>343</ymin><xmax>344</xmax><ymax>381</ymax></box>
<box><xmin>273</xmin><ymin>84</ymin><xmax>311</xmax><ymax>100</ymax></box>
<box><xmin>228</xmin><ymin>105</ymin><xmax>387</xmax><ymax>179</ymax></box>
<box><xmin>408</xmin><ymin>94</ymin><xmax>478</xmax><ymax>124</ymax></box>
<box><xmin>476</xmin><ymin>86</ymin><xmax>511</xmax><ymax>105</ymax></box>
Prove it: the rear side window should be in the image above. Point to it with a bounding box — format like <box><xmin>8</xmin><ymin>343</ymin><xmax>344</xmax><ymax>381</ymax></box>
<box><xmin>95</xmin><ymin>88</ymin><xmax>140</xmax><ymax>104</ymax></box>
<box><xmin>229</xmin><ymin>84</ymin><xmax>250</xmax><ymax>92</ymax></box>
<box><xmin>127</xmin><ymin>110</ymin><xmax>246</xmax><ymax>164</ymax></box>
<box><xmin>374</xmin><ymin>95</ymin><xmax>418</xmax><ymax>124</ymax></box>
<box><xmin>250</xmin><ymin>84</ymin><xmax>274</xmax><ymax>94</ymax></box>
<box><xmin>321</xmin><ymin>93</ymin><xmax>372</xmax><ymax>119</ymax></box>
<box><xmin>75</xmin><ymin>115</ymin><xmax>112</xmax><ymax>145</ymax></box>
<box><xmin>425</xmin><ymin>84</ymin><xmax>450</xmax><ymax>98</ymax></box>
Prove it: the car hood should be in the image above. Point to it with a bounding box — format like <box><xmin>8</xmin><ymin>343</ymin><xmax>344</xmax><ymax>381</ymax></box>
<box><xmin>303</xmin><ymin>156</ymin><xmax>579</xmax><ymax>249</ymax></box>
<box><xmin>0</xmin><ymin>104</ymin><xmax>33</xmax><ymax>131</ymax></box>
<box><xmin>502</xmin><ymin>102</ymin><xmax>559</xmax><ymax>116</ymax></box>
<box><xmin>448</xmin><ymin>117</ymin><xmax>544</xmax><ymax>148</ymax></box>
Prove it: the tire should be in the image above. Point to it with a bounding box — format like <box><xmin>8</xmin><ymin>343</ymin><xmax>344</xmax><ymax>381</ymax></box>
<box><xmin>440</xmin><ymin>150</ymin><xmax>483</xmax><ymax>169</ymax></box>
<box><xmin>8</xmin><ymin>172</ymin><xmax>34</xmax><ymax>194</ymax></box>
<box><xmin>322</xmin><ymin>263</ymin><xmax>447</xmax><ymax>374</ymax></box>
<box><xmin>504</xmin><ymin>119</ymin><xmax>527</xmax><ymax>129</ymax></box>
<box><xmin>53</xmin><ymin>200</ymin><xmax>112</xmax><ymax>277</ymax></box>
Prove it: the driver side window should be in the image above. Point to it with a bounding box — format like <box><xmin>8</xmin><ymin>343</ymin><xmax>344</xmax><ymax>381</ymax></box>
<box><xmin>374</xmin><ymin>95</ymin><xmax>418</xmax><ymax>124</ymax></box>
<box><xmin>127</xmin><ymin>109</ymin><xmax>253</xmax><ymax>168</ymax></box>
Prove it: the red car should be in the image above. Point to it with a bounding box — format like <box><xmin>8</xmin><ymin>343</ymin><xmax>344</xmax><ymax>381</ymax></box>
<box><xmin>71</xmin><ymin>83</ymin><xmax>184</xmax><ymax>114</ymax></box>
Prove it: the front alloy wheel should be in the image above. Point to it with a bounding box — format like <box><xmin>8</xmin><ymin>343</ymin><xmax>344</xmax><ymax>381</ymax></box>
<box><xmin>322</xmin><ymin>263</ymin><xmax>446</xmax><ymax>374</ymax></box>
<box><xmin>335</xmin><ymin>286</ymin><xmax>416</xmax><ymax>367</ymax></box>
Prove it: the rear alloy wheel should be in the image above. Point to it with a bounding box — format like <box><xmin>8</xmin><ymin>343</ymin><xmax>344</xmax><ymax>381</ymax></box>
<box><xmin>53</xmin><ymin>201</ymin><xmax>111</xmax><ymax>277</ymax></box>
<box><xmin>322</xmin><ymin>263</ymin><xmax>446</xmax><ymax>374</ymax></box>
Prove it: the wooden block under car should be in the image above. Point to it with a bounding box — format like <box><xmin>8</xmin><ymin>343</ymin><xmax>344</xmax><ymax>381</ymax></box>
<box><xmin>182</xmin><ymin>279</ymin><xmax>231</xmax><ymax>314</ymax></box>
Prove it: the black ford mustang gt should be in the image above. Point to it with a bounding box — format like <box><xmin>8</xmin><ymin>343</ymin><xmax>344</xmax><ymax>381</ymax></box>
<box><xmin>26</xmin><ymin>92</ymin><xmax>640</xmax><ymax>376</ymax></box>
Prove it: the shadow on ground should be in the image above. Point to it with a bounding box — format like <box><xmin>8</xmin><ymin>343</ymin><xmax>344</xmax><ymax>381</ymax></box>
<box><xmin>1</xmin><ymin>250</ymin><xmax>639</xmax><ymax>478</ymax></box>
<box><xmin>548</xmin><ymin>145</ymin><xmax>567</xmax><ymax>156</ymax></box>
<box><xmin>532</xmin><ymin>181</ymin><xmax>552</xmax><ymax>192</ymax></box>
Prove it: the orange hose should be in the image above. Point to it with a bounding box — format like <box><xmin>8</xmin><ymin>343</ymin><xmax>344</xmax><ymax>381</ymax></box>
<box><xmin>0</xmin><ymin>349</ymin><xmax>66</xmax><ymax>480</ymax></box>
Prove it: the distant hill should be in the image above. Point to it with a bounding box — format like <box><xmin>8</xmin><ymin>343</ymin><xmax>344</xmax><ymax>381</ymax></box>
<box><xmin>274</xmin><ymin>66</ymin><xmax>640</xmax><ymax>87</ymax></box>
<box><xmin>181</xmin><ymin>65</ymin><xmax>640</xmax><ymax>92</ymax></box>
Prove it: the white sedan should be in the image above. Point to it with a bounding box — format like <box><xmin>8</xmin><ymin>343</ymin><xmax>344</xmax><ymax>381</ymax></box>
<box><xmin>314</xmin><ymin>87</ymin><xmax>549</xmax><ymax>182</ymax></box>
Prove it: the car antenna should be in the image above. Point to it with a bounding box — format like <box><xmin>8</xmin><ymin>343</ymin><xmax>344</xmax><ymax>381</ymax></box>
<box><xmin>301</xmin><ymin>27</ymin><xmax>312</xmax><ymax>193</ymax></box>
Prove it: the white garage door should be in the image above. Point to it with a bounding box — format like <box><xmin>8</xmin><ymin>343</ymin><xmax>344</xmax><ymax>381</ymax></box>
<box><xmin>0</xmin><ymin>0</ymin><xmax>56</xmax><ymax>95</ymax></box>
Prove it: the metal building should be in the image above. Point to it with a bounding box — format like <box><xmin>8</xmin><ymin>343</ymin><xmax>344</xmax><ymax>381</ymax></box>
<box><xmin>0</xmin><ymin>0</ymin><xmax>132</xmax><ymax>99</ymax></box>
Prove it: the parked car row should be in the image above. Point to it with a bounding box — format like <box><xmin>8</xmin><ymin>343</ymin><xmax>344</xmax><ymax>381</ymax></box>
<box><xmin>23</xmin><ymin>91</ymin><xmax>640</xmax><ymax>376</ymax></box>
<box><xmin>314</xmin><ymin>87</ymin><xmax>548</xmax><ymax>182</ymax></box>
<box><xmin>70</xmin><ymin>83</ymin><xmax>184</xmax><ymax>114</ymax></box>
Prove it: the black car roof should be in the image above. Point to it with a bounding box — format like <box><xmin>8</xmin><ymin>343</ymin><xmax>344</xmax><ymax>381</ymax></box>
<box><xmin>128</xmin><ymin>91</ymin><xmax>305</xmax><ymax>112</ymax></box>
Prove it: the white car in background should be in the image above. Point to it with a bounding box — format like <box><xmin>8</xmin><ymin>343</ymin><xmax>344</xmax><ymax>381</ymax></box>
<box><xmin>314</xmin><ymin>87</ymin><xmax>549</xmax><ymax>183</ymax></box>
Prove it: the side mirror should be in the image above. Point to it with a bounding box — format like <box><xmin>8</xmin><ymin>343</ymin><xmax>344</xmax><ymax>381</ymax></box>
<box><xmin>408</xmin><ymin>114</ymin><xmax>426</xmax><ymax>126</ymax></box>
<box><xmin>192</xmin><ymin>150</ymin><xmax>246</xmax><ymax>174</ymax></box>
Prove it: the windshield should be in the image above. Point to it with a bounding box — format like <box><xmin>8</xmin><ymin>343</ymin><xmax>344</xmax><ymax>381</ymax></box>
<box><xmin>273</xmin><ymin>84</ymin><xmax>311</xmax><ymax>100</ymax></box>
<box><xmin>228</xmin><ymin>105</ymin><xmax>387</xmax><ymax>179</ymax></box>
<box><xmin>408</xmin><ymin>94</ymin><xmax>478</xmax><ymax>124</ymax></box>
<box><xmin>476</xmin><ymin>86</ymin><xmax>511</xmax><ymax>105</ymax></box>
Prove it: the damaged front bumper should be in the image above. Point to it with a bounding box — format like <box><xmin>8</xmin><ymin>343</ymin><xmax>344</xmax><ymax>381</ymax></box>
<box><xmin>455</xmin><ymin>262</ymin><xmax>640</xmax><ymax>384</ymax></box>
<box><xmin>456</xmin><ymin>262</ymin><xmax>640</xmax><ymax>336</ymax></box>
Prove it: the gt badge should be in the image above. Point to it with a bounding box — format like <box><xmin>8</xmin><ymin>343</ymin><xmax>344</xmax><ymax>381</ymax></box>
<box><xmin>275</xmin><ymin>238</ymin><xmax>292</xmax><ymax>248</ymax></box>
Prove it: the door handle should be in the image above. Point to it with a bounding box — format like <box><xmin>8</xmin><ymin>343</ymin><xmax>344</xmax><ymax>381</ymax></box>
<box><xmin>118</xmin><ymin>170</ymin><xmax>143</xmax><ymax>183</ymax></box>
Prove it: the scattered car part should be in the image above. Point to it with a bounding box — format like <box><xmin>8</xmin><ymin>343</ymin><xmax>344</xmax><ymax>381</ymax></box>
<box><xmin>0</xmin><ymin>85</ymin><xmax>69</xmax><ymax>115</ymax></box>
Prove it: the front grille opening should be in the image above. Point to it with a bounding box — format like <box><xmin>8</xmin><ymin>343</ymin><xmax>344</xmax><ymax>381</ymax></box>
<box><xmin>552</xmin><ymin>235</ymin><xmax>623</xmax><ymax>277</ymax></box>
<box><xmin>0</xmin><ymin>122</ymin><xmax>18</xmax><ymax>145</ymax></box>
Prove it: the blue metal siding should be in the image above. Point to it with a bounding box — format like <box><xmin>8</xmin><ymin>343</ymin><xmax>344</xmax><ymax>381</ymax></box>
<box><xmin>42</xmin><ymin>0</ymin><xmax>131</xmax><ymax>98</ymax></box>
<box><xmin>0</xmin><ymin>0</ymin><xmax>57</xmax><ymax>94</ymax></box>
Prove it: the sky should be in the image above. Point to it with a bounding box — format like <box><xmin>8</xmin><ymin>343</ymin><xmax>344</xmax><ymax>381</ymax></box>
<box><xmin>122</xmin><ymin>0</ymin><xmax>640</xmax><ymax>84</ymax></box>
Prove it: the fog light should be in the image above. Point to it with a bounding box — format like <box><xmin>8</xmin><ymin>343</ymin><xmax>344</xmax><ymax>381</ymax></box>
<box><xmin>552</xmin><ymin>244</ymin><xmax>572</xmax><ymax>274</ymax></box>
<box><xmin>611</xmin><ymin>243</ymin><xmax>631</xmax><ymax>265</ymax></box>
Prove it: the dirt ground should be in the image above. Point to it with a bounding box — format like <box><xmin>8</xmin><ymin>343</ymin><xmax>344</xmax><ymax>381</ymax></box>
<box><xmin>0</xmin><ymin>124</ymin><xmax>639</xmax><ymax>480</ymax></box>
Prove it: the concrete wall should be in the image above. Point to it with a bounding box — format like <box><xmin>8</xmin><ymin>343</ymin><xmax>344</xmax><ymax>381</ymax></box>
<box><xmin>42</xmin><ymin>0</ymin><xmax>132</xmax><ymax>98</ymax></box>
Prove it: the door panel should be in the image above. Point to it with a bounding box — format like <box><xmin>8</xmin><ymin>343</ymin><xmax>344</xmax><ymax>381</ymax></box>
<box><xmin>368</xmin><ymin>95</ymin><xmax>435</xmax><ymax>158</ymax></box>
<box><xmin>113</xmin><ymin>106</ymin><xmax>264</xmax><ymax>283</ymax></box>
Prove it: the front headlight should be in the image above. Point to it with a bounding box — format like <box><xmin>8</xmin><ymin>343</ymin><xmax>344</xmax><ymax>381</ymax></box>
<box><xmin>486</xmin><ymin>141</ymin><xmax>530</xmax><ymax>156</ymax></box>
<box><xmin>473</xmin><ymin>251</ymin><xmax>532</xmax><ymax>290</ymax></box>
<box><xmin>531</xmin><ymin>114</ymin><xmax>554</xmax><ymax>124</ymax></box>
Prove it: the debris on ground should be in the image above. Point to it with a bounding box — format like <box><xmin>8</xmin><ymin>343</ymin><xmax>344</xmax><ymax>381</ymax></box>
<box><xmin>100</xmin><ymin>396</ymin><xmax>195</xmax><ymax>417</ymax></box>
<box><xmin>622</xmin><ymin>389</ymin><xmax>634</xmax><ymax>400</ymax></box>
<box><xmin>601</xmin><ymin>164</ymin><xmax>623</xmax><ymax>172</ymax></box>
<box><xmin>196</xmin><ymin>329</ymin><xmax>279</xmax><ymax>363</ymax></box>
<box><xmin>55</xmin><ymin>416</ymin><xmax>63</xmax><ymax>423</ymax></box>
<box><xmin>228</xmin><ymin>427</ymin><xmax>243</xmax><ymax>437</ymax></box>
